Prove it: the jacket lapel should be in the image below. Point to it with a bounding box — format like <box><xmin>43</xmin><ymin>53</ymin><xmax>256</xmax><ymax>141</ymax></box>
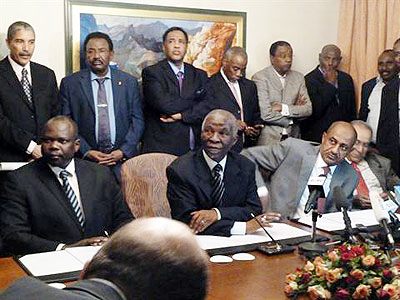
<box><xmin>223</xmin><ymin>153</ymin><xmax>241</xmax><ymax>205</ymax></box>
<box><xmin>111</xmin><ymin>69</ymin><xmax>122</xmax><ymax>140</ymax></box>
<box><xmin>80</xmin><ymin>70</ymin><xmax>95</xmax><ymax>114</ymax></box>
<box><xmin>295</xmin><ymin>146</ymin><xmax>319</xmax><ymax>202</ymax></box>
<box><xmin>194</xmin><ymin>150</ymin><xmax>214</xmax><ymax>207</ymax></box>
<box><xmin>161</xmin><ymin>60</ymin><xmax>180</xmax><ymax>92</ymax></box>
<box><xmin>75</xmin><ymin>160</ymin><xmax>94</xmax><ymax>227</ymax></box>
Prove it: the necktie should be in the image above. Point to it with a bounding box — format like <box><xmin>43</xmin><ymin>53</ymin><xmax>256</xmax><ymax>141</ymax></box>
<box><xmin>211</xmin><ymin>164</ymin><xmax>225</xmax><ymax>207</ymax></box>
<box><xmin>95</xmin><ymin>78</ymin><xmax>112</xmax><ymax>152</ymax></box>
<box><xmin>228</xmin><ymin>81</ymin><xmax>244</xmax><ymax>121</ymax></box>
<box><xmin>351</xmin><ymin>162</ymin><xmax>369</xmax><ymax>198</ymax></box>
<box><xmin>21</xmin><ymin>68</ymin><xmax>32</xmax><ymax>104</ymax></box>
<box><xmin>177</xmin><ymin>71</ymin><xmax>184</xmax><ymax>93</ymax></box>
<box><xmin>59</xmin><ymin>170</ymin><xmax>85</xmax><ymax>228</ymax></box>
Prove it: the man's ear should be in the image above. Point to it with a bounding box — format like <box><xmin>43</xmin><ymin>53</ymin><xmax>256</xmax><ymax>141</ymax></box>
<box><xmin>74</xmin><ymin>139</ymin><xmax>80</xmax><ymax>153</ymax></box>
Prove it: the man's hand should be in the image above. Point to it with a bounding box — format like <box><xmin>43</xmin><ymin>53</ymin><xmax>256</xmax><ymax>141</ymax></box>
<box><xmin>171</xmin><ymin>113</ymin><xmax>182</xmax><ymax>120</ymax></box>
<box><xmin>62</xmin><ymin>236</ymin><xmax>108</xmax><ymax>249</ymax></box>
<box><xmin>271</xmin><ymin>102</ymin><xmax>282</xmax><ymax>112</ymax></box>
<box><xmin>294</xmin><ymin>94</ymin><xmax>307</xmax><ymax>106</ymax></box>
<box><xmin>190</xmin><ymin>210</ymin><xmax>218</xmax><ymax>234</ymax></box>
<box><xmin>323</xmin><ymin>68</ymin><xmax>337</xmax><ymax>85</ymax></box>
<box><xmin>86</xmin><ymin>150</ymin><xmax>123</xmax><ymax>166</ymax></box>
<box><xmin>160</xmin><ymin>113</ymin><xmax>182</xmax><ymax>123</ymax></box>
<box><xmin>353</xmin><ymin>194</ymin><xmax>371</xmax><ymax>209</ymax></box>
<box><xmin>86</xmin><ymin>150</ymin><xmax>109</xmax><ymax>162</ymax></box>
<box><xmin>236</xmin><ymin>120</ymin><xmax>248</xmax><ymax>132</ymax></box>
<box><xmin>245</xmin><ymin>124</ymin><xmax>263</xmax><ymax>137</ymax></box>
<box><xmin>245</xmin><ymin>212</ymin><xmax>281</xmax><ymax>234</ymax></box>
<box><xmin>31</xmin><ymin>144</ymin><xmax>42</xmax><ymax>159</ymax></box>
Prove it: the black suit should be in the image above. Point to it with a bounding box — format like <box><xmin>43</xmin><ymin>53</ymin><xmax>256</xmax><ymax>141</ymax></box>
<box><xmin>141</xmin><ymin>60</ymin><xmax>211</xmax><ymax>156</ymax></box>
<box><xmin>209</xmin><ymin>72</ymin><xmax>263</xmax><ymax>151</ymax></box>
<box><xmin>0</xmin><ymin>158</ymin><xmax>133</xmax><ymax>255</ymax></box>
<box><xmin>0</xmin><ymin>57</ymin><xmax>59</xmax><ymax>161</ymax></box>
<box><xmin>359</xmin><ymin>77</ymin><xmax>400</xmax><ymax>174</ymax></box>
<box><xmin>301</xmin><ymin>67</ymin><xmax>356</xmax><ymax>142</ymax></box>
<box><xmin>0</xmin><ymin>277</ymin><xmax>125</xmax><ymax>300</ymax></box>
<box><xmin>167</xmin><ymin>150</ymin><xmax>262</xmax><ymax>236</ymax></box>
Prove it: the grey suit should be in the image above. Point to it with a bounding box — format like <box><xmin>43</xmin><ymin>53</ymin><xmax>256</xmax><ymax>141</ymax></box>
<box><xmin>364</xmin><ymin>152</ymin><xmax>400</xmax><ymax>192</ymax></box>
<box><xmin>251</xmin><ymin>66</ymin><xmax>312</xmax><ymax>144</ymax></box>
<box><xmin>241</xmin><ymin>138</ymin><xmax>359</xmax><ymax>218</ymax></box>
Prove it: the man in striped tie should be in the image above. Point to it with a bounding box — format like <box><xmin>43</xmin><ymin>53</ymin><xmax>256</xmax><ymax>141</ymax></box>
<box><xmin>0</xmin><ymin>116</ymin><xmax>133</xmax><ymax>255</ymax></box>
<box><xmin>167</xmin><ymin>109</ymin><xmax>280</xmax><ymax>236</ymax></box>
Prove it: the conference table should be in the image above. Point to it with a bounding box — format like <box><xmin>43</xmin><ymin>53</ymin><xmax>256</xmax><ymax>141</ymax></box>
<box><xmin>0</xmin><ymin>221</ymin><xmax>321</xmax><ymax>299</ymax></box>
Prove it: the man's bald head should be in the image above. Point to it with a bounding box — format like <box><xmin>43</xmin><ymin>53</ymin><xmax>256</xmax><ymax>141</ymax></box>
<box><xmin>393</xmin><ymin>38</ymin><xmax>400</xmax><ymax>68</ymax></box>
<box><xmin>319</xmin><ymin>44</ymin><xmax>342</xmax><ymax>71</ymax></box>
<box><xmin>43</xmin><ymin>116</ymin><xmax>78</xmax><ymax>140</ymax></box>
<box><xmin>82</xmin><ymin>218</ymin><xmax>209</xmax><ymax>300</ymax></box>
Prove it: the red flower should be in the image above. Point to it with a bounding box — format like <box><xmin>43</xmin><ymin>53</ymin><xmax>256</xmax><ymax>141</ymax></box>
<box><xmin>339</xmin><ymin>245</ymin><xmax>348</xmax><ymax>252</ymax></box>
<box><xmin>375</xmin><ymin>258</ymin><xmax>382</xmax><ymax>268</ymax></box>
<box><xmin>336</xmin><ymin>288</ymin><xmax>350</xmax><ymax>300</ymax></box>
<box><xmin>377</xmin><ymin>289</ymin><xmax>391</xmax><ymax>300</ymax></box>
<box><xmin>383</xmin><ymin>268</ymin><xmax>393</xmax><ymax>279</ymax></box>
<box><xmin>301</xmin><ymin>272</ymin><xmax>312</xmax><ymax>283</ymax></box>
<box><xmin>341</xmin><ymin>252</ymin><xmax>355</xmax><ymax>261</ymax></box>
<box><xmin>351</xmin><ymin>245</ymin><xmax>364</xmax><ymax>256</ymax></box>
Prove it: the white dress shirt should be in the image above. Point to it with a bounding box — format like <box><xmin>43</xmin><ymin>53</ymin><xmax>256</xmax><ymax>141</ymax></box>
<box><xmin>272</xmin><ymin>67</ymin><xmax>292</xmax><ymax>134</ymax></box>
<box><xmin>220</xmin><ymin>69</ymin><xmax>244</xmax><ymax>121</ymax></box>
<box><xmin>366</xmin><ymin>77</ymin><xmax>385</xmax><ymax>143</ymax></box>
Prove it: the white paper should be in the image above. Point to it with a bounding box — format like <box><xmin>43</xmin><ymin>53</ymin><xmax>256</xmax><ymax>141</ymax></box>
<box><xmin>196</xmin><ymin>222</ymin><xmax>310</xmax><ymax>250</ymax></box>
<box><xmin>0</xmin><ymin>162</ymin><xmax>28</xmax><ymax>171</ymax></box>
<box><xmin>65</xmin><ymin>246</ymin><xmax>102</xmax><ymax>264</ymax></box>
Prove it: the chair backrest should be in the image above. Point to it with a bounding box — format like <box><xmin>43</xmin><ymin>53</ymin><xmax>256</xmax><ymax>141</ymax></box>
<box><xmin>121</xmin><ymin>153</ymin><xmax>177</xmax><ymax>218</ymax></box>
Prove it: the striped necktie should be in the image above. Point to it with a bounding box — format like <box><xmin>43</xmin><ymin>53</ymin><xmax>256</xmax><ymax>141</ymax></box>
<box><xmin>21</xmin><ymin>68</ymin><xmax>32</xmax><ymax>104</ymax></box>
<box><xmin>211</xmin><ymin>164</ymin><xmax>225</xmax><ymax>207</ymax></box>
<box><xmin>59</xmin><ymin>170</ymin><xmax>85</xmax><ymax>228</ymax></box>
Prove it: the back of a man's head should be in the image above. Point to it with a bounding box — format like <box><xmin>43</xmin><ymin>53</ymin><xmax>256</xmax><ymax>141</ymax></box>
<box><xmin>81</xmin><ymin>218</ymin><xmax>209</xmax><ymax>300</ymax></box>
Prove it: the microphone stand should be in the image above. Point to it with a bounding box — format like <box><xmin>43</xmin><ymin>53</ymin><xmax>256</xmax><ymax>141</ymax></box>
<box><xmin>298</xmin><ymin>198</ymin><xmax>327</xmax><ymax>253</ymax></box>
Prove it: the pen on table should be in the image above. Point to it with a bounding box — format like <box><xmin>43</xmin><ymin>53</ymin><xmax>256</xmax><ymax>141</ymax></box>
<box><xmin>250</xmin><ymin>213</ymin><xmax>279</xmax><ymax>245</ymax></box>
<box><xmin>104</xmin><ymin>230</ymin><xmax>110</xmax><ymax>238</ymax></box>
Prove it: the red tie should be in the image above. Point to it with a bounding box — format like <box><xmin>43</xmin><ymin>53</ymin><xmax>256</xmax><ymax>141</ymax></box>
<box><xmin>351</xmin><ymin>162</ymin><xmax>369</xmax><ymax>198</ymax></box>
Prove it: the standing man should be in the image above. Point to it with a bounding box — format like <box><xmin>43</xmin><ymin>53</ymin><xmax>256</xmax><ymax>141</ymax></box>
<box><xmin>209</xmin><ymin>47</ymin><xmax>263</xmax><ymax>152</ymax></box>
<box><xmin>252</xmin><ymin>41</ymin><xmax>312</xmax><ymax>145</ymax></box>
<box><xmin>0</xmin><ymin>21</ymin><xmax>59</xmax><ymax>162</ymax></box>
<box><xmin>301</xmin><ymin>44</ymin><xmax>356</xmax><ymax>142</ymax></box>
<box><xmin>167</xmin><ymin>109</ymin><xmax>280</xmax><ymax>236</ymax></box>
<box><xmin>242</xmin><ymin>121</ymin><xmax>359</xmax><ymax>219</ymax></box>
<box><xmin>141</xmin><ymin>27</ymin><xmax>211</xmax><ymax>156</ymax></box>
<box><xmin>60</xmin><ymin>32</ymin><xmax>144</xmax><ymax>180</ymax></box>
<box><xmin>359</xmin><ymin>50</ymin><xmax>400</xmax><ymax>174</ymax></box>
<box><xmin>0</xmin><ymin>116</ymin><xmax>133</xmax><ymax>255</ymax></box>
<box><xmin>347</xmin><ymin>120</ymin><xmax>400</xmax><ymax>209</ymax></box>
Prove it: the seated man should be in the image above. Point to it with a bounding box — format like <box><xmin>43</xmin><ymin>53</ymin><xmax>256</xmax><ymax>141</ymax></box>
<box><xmin>0</xmin><ymin>116</ymin><xmax>133</xmax><ymax>255</ymax></box>
<box><xmin>0</xmin><ymin>218</ymin><xmax>209</xmax><ymax>300</ymax></box>
<box><xmin>241</xmin><ymin>121</ymin><xmax>359</xmax><ymax>219</ymax></box>
<box><xmin>167</xmin><ymin>109</ymin><xmax>280</xmax><ymax>236</ymax></box>
<box><xmin>347</xmin><ymin>120</ymin><xmax>400</xmax><ymax>208</ymax></box>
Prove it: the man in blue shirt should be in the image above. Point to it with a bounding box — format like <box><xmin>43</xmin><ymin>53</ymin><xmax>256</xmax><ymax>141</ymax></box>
<box><xmin>60</xmin><ymin>32</ymin><xmax>144</xmax><ymax>180</ymax></box>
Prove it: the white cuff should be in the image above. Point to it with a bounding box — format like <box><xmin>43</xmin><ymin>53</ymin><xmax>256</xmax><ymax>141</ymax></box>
<box><xmin>230</xmin><ymin>221</ymin><xmax>246</xmax><ymax>235</ymax></box>
<box><xmin>257</xmin><ymin>186</ymin><xmax>269</xmax><ymax>197</ymax></box>
<box><xmin>281</xmin><ymin>104</ymin><xmax>290</xmax><ymax>116</ymax></box>
<box><xmin>56</xmin><ymin>243</ymin><xmax>65</xmax><ymax>251</ymax></box>
<box><xmin>26</xmin><ymin>141</ymin><xmax>37</xmax><ymax>154</ymax></box>
<box><xmin>212</xmin><ymin>208</ymin><xmax>221</xmax><ymax>220</ymax></box>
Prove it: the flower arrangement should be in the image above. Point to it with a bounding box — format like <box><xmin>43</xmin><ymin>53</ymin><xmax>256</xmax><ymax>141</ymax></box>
<box><xmin>284</xmin><ymin>243</ymin><xmax>400</xmax><ymax>299</ymax></box>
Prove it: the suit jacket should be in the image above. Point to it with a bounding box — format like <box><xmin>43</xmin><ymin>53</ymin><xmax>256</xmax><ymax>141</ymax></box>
<box><xmin>251</xmin><ymin>66</ymin><xmax>312</xmax><ymax>145</ymax></box>
<box><xmin>364</xmin><ymin>152</ymin><xmax>400</xmax><ymax>192</ymax></box>
<box><xmin>359</xmin><ymin>77</ymin><xmax>400</xmax><ymax>174</ymax></box>
<box><xmin>0</xmin><ymin>57</ymin><xmax>59</xmax><ymax>161</ymax></box>
<box><xmin>301</xmin><ymin>67</ymin><xmax>356</xmax><ymax>142</ymax></box>
<box><xmin>241</xmin><ymin>138</ymin><xmax>359</xmax><ymax>218</ymax></box>
<box><xmin>167</xmin><ymin>150</ymin><xmax>262</xmax><ymax>236</ymax></box>
<box><xmin>60</xmin><ymin>68</ymin><xmax>144</xmax><ymax>158</ymax></box>
<box><xmin>0</xmin><ymin>277</ymin><xmax>124</xmax><ymax>300</ymax></box>
<box><xmin>141</xmin><ymin>60</ymin><xmax>211</xmax><ymax>156</ymax></box>
<box><xmin>0</xmin><ymin>158</ymin><xmax>133</xmax><ymax>255</ymax></box>
<box><xmin>209</xmin><ymin>72</ymin><xmax>263</xmax><ymax>151</ymax></box>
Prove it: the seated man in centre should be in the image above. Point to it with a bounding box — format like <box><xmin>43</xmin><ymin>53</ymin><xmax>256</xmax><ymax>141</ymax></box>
<box><xmin>167</xmin><ymin>109</ymin><xmax>280</xmax><ymax>236</ymax></box>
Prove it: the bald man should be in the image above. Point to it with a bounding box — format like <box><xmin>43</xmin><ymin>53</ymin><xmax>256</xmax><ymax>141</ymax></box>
<box><xmin>1</xmin><ymin>218</ymin><xmax>209</xmax><ymax>300</ymax></box>
<box><xmin>301</xmin><ymin>44</ymin><xmax>356</xmax><ymax>143</ymax></box>
<box><xmin>242</xmin><ymin>121</ymin><xmax>359</xmax><ymax>219</ymax></box>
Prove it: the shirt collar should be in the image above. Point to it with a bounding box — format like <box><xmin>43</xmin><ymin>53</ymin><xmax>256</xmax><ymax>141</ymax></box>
<box><xmin>376</xmin><ymin>76</ymin><xmax>384</xmax><ymax>84</ymax></box>
<box><xmin>8</xmin><ymin>55</ymin><xmax>31</xmax><ymax>77</ymax></box>
<box><xmin>202</xmin><ymin>150</ymin><xmax>227</xmax><ymax>172</ymax></box>
<box><xmin>220</xmin><ymin>69</ymin><xmax>237</xmax><ymax>84</ymax></box>
<box><xmin>90</xmin><ymin>67</ymin><xmax>111</xmax><ymax>81</ymax></box>
<box><xmin>315</xmin><ymin>152</ymin><xmax>336</xmax><ymax>174</ymax></box>
<box><xmin>168</xmin><ymin>61</ymin><xmax>184</xmax><ymax>76</ymax></box>
<box><xmin>48</xmin><ymin>158</ymin><xmax>76</xmax><ymax>178</ymax></box>
<box><xmin>272</xmin><ymin>66</ymin><xmax>287</xmax><ymax>79</ymax></box>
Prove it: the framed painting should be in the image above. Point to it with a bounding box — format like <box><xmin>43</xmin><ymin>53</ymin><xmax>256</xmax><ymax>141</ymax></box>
<box><xmin>65</xmin><ymin>0</ymin><xmax>246</xmax><ymax>79</ymax></box>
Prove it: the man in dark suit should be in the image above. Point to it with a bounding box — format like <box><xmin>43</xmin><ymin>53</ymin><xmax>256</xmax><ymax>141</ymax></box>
<box><xmin>167</xmin><ymin>109</ymin><xmax>280</xmax><ymax>236</ymax></box>
<box><xmin>209</xmin><ymin>47</ymin><xmax>263</xmax><ymax>152</ymax></box>
<box><xmin>347</xmin><ymin>120</ymin><xmax>400</xmax><ymax>208</ymax></box>
<box><xmin>0</xmin><ymin>116</ymin><xmax>133</xmax><ymax>255</ymax></box>
<box><xmin>359</xmin><ymin>50</ymin><xmax>400</xmax><ymax>174</ymax></box>
<box><xmin>301</xmin><ymin>44</ymin><xmax>356</xmax><ymax>142</ymax></box>
<box><xmin>0</xmin><ymin>21</ymin><xmax>59</xmax><ymax>162</ymax></box>
<box><xmin>60</xmin><ymin>32</ymin><xmax>144</xmax><ymax>180</ymax></box>
<box><xmin>141</xmin><ymin>27</ymin><xmax>211</xmax><ymax>156</ymax></box>
<box><xmin>0</xmin><ymin>218</ymin><xmax>209</xmax><ymax>300</ymax></box>
<box><xmin>242</xmin><ymin>121</ymin><xmax>359</xmax><ymax>218</ymax></box>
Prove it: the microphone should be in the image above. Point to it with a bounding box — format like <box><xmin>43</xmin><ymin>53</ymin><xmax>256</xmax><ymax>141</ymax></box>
<box><xmin>333</xmin><ymin>186</ymin><xmax>358</xmax><ymax>243</ymax></box>
<box><xmin>304</xmin><ymin>176</ymin><xmax>326</xmax><ymax>214</ymax></box>
<box><xmin>370</xmin><ymin>190</ymin><xmax>395</xmax><ymax>247</ymax></box>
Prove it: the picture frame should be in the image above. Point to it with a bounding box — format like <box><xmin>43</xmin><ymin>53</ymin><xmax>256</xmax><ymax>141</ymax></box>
<box><xmin>65</xmin><ymin>0</ymin><xmax>246</xmax><ymax>79</ymax></box>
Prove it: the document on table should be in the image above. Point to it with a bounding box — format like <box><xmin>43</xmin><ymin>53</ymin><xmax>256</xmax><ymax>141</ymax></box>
<box><xmin>0</xmin><ymin>162</ymin><xmax>28</xmax><ymax>171</ymax></box>
<box><xmin>16</xmin><ymin>246</ymin><xmax>101</xmax><ymax>281</ymax></box>
<box><xmin>196</xmin><ymin>222</ymin><xmax>310</xmax><ymax>250</ymax></box>
<box><xmin>296</xmin><ymin>209</ymin><xmax>395</xmax><ymax>232</ymax></box>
